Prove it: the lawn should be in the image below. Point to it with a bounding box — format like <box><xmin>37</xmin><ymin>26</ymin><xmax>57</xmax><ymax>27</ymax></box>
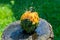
<box><xmin>0</xmin><ymin>0</ymin><xmax>60</xmax><ymax>40</ymax></box>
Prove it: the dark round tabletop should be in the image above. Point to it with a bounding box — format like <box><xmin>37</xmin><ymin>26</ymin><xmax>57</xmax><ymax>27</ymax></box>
<box><xmin>2</xmin><ymin>18</ymin><xmax>54</xmax><ymax>40</ymax></box>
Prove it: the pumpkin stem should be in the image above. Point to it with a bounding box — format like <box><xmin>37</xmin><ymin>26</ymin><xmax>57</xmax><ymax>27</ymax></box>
<box><xmin>29</xmin><ymin>7</ymin><xmax>35</xmax><ymax>12</ymax></box>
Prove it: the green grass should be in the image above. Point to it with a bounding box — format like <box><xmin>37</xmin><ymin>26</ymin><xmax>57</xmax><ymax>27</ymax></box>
<box><xmin>0</xmin><ymin>0</ymin><xmax>60</xmax><ymax>40</ymax></box>
<box><xmin>0</xmin><ymin>4</ymin><xmax>16</xmax><ymax>40</ymax></box>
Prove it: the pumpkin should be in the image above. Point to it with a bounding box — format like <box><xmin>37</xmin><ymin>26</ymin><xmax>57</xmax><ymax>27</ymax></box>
<box><xmin>20</xmin><ymin>9</ymin><xmax>39</xmax><ymax>33</ymax></box>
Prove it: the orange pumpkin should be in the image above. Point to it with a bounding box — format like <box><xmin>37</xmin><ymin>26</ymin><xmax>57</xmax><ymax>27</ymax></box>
<box><xmin>20</xmin><ymin>8</ymin><xmax>40</xmax><ymax>33</ymax></box>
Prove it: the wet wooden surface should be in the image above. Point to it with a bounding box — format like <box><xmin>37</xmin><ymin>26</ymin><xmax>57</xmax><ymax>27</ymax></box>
<box><xmin>2</xmin><ymin>18</ymin><xmax>54</xmax><ymax>40</ymax></box>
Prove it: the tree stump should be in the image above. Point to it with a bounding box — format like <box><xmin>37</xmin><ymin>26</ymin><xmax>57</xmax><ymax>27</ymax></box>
<box><xmin>2</xmin><ymin>18</ymin><xmax>54</xmax><ymax>40</ymax></box>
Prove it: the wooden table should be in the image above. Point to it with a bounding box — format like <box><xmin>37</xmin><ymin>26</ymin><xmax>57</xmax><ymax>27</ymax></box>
<box><xmin>2</xmin><ymin>18</ymin><xmax>54</xmax><ymax>40</ymax></box>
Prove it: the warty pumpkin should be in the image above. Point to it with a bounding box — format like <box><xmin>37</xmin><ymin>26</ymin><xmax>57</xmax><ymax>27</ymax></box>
<box><xmin>20</xmin><ymin>8</ymin><xmax>39</xmax><ymax>33</ymax></box>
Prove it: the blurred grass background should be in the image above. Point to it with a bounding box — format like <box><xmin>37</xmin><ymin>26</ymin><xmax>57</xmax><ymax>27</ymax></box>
<box><xmin>0</xmin><ymin>0</ymin><xmax>60</xmax><ymax>40</ymax></box>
